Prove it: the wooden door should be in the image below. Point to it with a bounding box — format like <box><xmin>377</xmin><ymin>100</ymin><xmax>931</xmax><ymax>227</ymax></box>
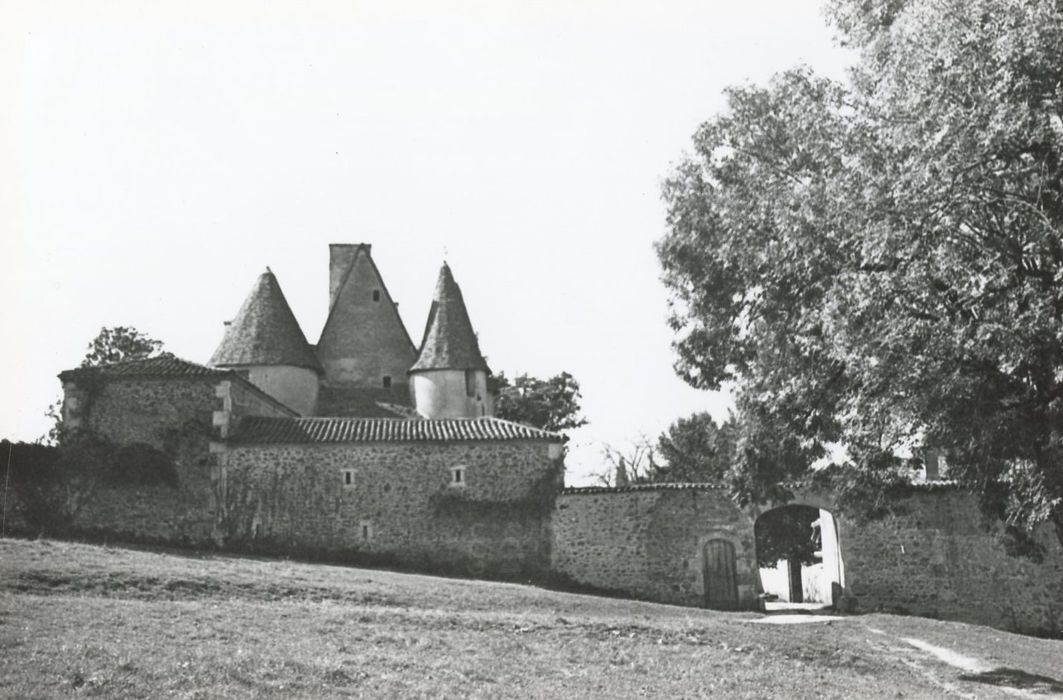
<box><xmin>702</xmin><ymin>539</ymin><xmax>739</xmax><ymax>609</ymax></box>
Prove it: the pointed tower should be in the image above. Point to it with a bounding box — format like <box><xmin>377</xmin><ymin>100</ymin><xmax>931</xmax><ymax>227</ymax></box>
<box><xmin>210</xmin><ymin>268</ymin><xmax>322</xmax><ymax>415</ymax></box>
<box><xmin>409</xmin><ymin>262</ymin><xmax>494</xmax><ymax>419</ymax></box>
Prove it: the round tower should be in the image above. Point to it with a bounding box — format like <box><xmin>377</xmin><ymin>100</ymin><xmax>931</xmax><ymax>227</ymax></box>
<box><xmin>209</xmin><ymin>268</ymin><xmax>322</xmax><ymax>415</ymax></box>
<box><xmin>409</xmin><ymin>262</ymin><xmax>493</xmax><ymax>419</ymax></box>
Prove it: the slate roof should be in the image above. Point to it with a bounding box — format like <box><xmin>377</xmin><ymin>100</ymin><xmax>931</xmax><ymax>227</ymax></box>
<box><xmin>229</xmin><ymin>416</ymin><xmax>562</xmax><ymax>444</ymax></box>
<box><xmin>410</xmin><ymin>262</ymin><xmax>489</xmax><ymax>372</ymax></box>
<box><xmin>210</xmin><ymin>269</ymin><xmax>323</xmax><ymax>373</ymax></box>
<box><xmin>59</xmin><ymin>356</ymin><xmax>228</xmax><ymax>381</ymax></box>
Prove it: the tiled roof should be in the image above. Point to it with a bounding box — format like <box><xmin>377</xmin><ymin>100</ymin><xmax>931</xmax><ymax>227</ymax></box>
<box><xmin>210</xmin><ymin>269</ymin><xmax>323</xmax><ymax>373</ymax></box>
<box><xmin>59</xmin><ymin>356</ymin><xmax>228</xmax><ymax>381</ymax></box>
<box><xmin>561</xmin><ymin>483</ymin><xmax>729</xmax><ymax>495</ymax></box>
<box><xmin>410</xmin><ymin>262</ymin><xmax>489</xmax><ymax>372</ymax></box>
<box><xmin>229</xmin><ymin>416</ymin><xmax>562</xmax><ymax>444</ymax></box>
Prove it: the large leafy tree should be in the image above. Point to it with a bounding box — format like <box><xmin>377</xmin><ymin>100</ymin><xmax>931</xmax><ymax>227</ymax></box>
<box><xmin>657</xmin><ymin>0</ymin><xmax>1063</xmax><ymax>544</ymax></box>
<box><xmin>493</xmin><ymin>371</ymin><xmax>589</xmax><ymax>435</ymax></box>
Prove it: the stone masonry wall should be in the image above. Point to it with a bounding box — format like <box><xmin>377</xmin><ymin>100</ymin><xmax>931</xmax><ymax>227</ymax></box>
<box><xmin>842</xmin><ymin>490</ymin><xmax>1063</xmax><ymax>635</ymax></box>
<box><xmin>213</xmin><ymin>440</ymin><xmax>560</xmax><ymax>576</ymax></box>
<box><xmin>552</xmin><ymin>488</ymin><xmax>760</xmax><ymax>608</ymax></box>
<box><xmin>77</xmin><ymin>379</ymin><xmax>216</xmax><ymax>449</ymax></box>
<box><xmin>57</xmin><ymin>376</ymin><xmax>293</xmax><ymax>547</ymax></box>
<box><xmin>67</xmin><ymin>378</ymin><xmax>219</xmax><ymax>543</ymax></box>
<box><xmin>552</xmin><ymin>485</ymin><xmax>1063</xmax><ymax>635</ymax></box>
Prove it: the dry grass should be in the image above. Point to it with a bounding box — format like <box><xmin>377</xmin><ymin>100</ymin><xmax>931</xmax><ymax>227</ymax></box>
<box><xmin>1</xmin><ymin>538</ymin><xmax>1061</xmax><ymax>698</ymax></box>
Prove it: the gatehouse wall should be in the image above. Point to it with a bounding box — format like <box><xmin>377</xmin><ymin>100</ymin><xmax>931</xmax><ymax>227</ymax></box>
<box><xmin>552</xmin><ymin>484</ymin><xmax>1063</xmax><ymax>636</ymax></box>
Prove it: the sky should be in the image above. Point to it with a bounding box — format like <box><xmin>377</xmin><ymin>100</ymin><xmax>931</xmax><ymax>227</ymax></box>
<box><xmin>0</xmin><ymin>0</ymin><xmax>852</xmax><ymax>485</ymax></box>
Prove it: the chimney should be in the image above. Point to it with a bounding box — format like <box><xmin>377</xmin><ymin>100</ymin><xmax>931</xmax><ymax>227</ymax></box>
<box><xmin>329</xmin><ymin>244</ymin><xmax>370</xmax><ymax>309</ymax></box>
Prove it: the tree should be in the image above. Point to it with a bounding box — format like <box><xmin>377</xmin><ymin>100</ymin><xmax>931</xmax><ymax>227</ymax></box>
<box><xmin>44</xmin><ymin>326</ymin><xmax>169</xmax><ymax>443</ymax></box>
<box><xmin>80</xmin><ymin>326</ymin><xmax>169</xmax><ymax>367</ymax></box>
<box><xmin>654</xmin><ymin>412</ymin><xmax>737</xmax><ymax>484</ymax></box>
<box><xmin>596</xmin><ymin>436</ymin><xmax>657</xmax><ymax>487</ymax></box>
<box><xmin>657</xmin><ymin>0</ymin><xmax>1063</xmax><ymax>545</ymax></box>
<box><xmin>493</xmin><ymin>371</ymin><xmax>589</xmax><ymax>434</ymax></box>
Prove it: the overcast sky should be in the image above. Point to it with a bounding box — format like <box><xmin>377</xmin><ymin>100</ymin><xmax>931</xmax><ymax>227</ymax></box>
<box><xmin>1</xmin><ymin>0</ymin><xmax>851</xmax><ymax>484</ymax></box>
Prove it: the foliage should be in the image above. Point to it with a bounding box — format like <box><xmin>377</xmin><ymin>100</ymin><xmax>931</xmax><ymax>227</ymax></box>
<box><xmin>3</xmin><ymin>435</ymin><xmax>106</xmax><ymax>534</ymax></box>
<box><xmin>2</xmin><ymin>434</ymin><xmax>179</xmax><ymax>534</ymax></box>
<box><xmin>754</xmin><ymin>505</ymin><xmax>821</xmax><ymax>568</ymax></box>
<box><xmin>657</xmin><ymin>0</ymin><xmax>1063</xmax><ymax>544</ymax></box>
<box><xmin>45</xmin><ymin>326</ymin><xmax>169</xmax><ymax>445</ymax></box>
<box><xmin>493</xmin><ymin>371</ymin><xmax>588</xmax><ymax>434</ymax></box>
<box><xmin>653</xmin><ymin>412</ymin><xmax>736</xmax><ymax>484</ymax></box>
<box><xmin>80</xmin><ymin>326</ymin><xmax>170</xmax><ymax>367</ymax></box>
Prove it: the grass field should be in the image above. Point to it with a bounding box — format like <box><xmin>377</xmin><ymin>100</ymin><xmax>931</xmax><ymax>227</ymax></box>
<box><xmin>1</xmin><ymin>538</ymin><xmax>1061</xmax><ymax>698</ymax></box>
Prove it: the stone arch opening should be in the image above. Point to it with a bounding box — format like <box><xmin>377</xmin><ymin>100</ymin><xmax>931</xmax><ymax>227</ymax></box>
<box><xmin>755</xmin><ymin>504</ymin><xmax>845</xmax><ymax>608</ymax></box>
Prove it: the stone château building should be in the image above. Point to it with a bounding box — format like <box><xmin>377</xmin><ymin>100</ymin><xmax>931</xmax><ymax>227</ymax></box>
<box><xmin>50</xmin><ymin>243</ymin><xmax>1063</xmax><ymax>635</ymax></box>
<box><xmin>208</xmin><ymin>243</ymin><xmax>493</xmax><ymax>420</ymax></box>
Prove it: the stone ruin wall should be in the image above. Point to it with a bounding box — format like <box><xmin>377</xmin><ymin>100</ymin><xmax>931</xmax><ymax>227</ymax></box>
<box><xmin>552</xmin><ymin>486</ymin><xmax>1063</xmax><ymax>635</ymax></box>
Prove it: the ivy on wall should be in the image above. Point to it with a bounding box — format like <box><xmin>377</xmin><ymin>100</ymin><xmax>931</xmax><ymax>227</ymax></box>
<box><xmin>429</xmin><ymin>460</ymin><xmax>564</xmax><ymax>519</ymax></box>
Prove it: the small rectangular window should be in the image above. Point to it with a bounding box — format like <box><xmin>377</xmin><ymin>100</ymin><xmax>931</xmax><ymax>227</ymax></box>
<box><xmin>359</xmin><ymin>520</ymin><xmax>372</xmax><ymax>541</ymax></box>
<box><xmin>342</xmin><ymin>469</ymin><xmax>355</xmax><ymax>487</ymax></box>
<box><xmin>382</xmin><ymin>375</ymin><xmax>392</xmax><ymax>388</ymax></box>
<box><xmin>465</xmin><ymin>369</ymin><xmax>476</xmax><ymax>397</ymax></box>
<box><xmin>372</xmin><ymin>289</ymin><xmax>381</xmax><ymax>302</ymax></box>
<box><xmin>451</xmin><ymin>467</ymin><xmax>465</xmax><ymax>486</ymax></box>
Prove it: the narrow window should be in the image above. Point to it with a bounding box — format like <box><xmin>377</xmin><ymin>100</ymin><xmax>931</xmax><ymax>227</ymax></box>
<box><xmin>465</xmin><ymin>369</ymin><xmax>476</xmax><ymax>397</ymax></box>
<box><xmin>382</xmin><ymin>375</ymin><xmax>392</xmax><ymax>388</ymax></box>
<box><xmin>372</xmin><ymin>289</ymin><xmax>381</xmax><ymax>302</ymax></box>
<box><xmin>451</xmin><ymin>467</ymin><xmax>465</xmax><ymax>486</ymax></box>
<box><xmin>359</xmin><ymin>520</ymin><xmax>372</xmax><ymax>541</ymax></box>
<box><xmin>342</xmin><ymin>469</ymin><xmax>355</xmax><ymax>487</ymax></box>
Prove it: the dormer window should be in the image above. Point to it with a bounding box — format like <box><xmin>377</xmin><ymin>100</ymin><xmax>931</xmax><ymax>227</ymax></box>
<box><xmin>372</xmin><ymin>289</ymin><xmax>381</xmax><ymax>302</ymax></box>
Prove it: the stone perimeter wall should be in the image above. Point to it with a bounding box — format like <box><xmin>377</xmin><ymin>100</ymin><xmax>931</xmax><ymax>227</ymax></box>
<box><xmin>552</xmin><ymin>488</ymin><xmax>760</xmax><ymax>608</ymax></box>
<box><xmin>552</xmin><ymin>486</ymin><xmax>1063</xmax><ymax>635</ymax></box>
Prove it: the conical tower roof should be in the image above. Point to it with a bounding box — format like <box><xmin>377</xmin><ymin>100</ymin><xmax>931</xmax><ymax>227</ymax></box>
<box><xmin>210</xmin><ymin>268</ymin><xmax>323</xmax><ymax>373</ymax></box>
<box><xmin>411</xmin><ymin>262</ymin><xmax>489</xmax><ymax>372</ymax></box>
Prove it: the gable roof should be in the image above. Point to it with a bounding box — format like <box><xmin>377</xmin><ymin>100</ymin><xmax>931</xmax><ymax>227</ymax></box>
<box><xmin>59</xmin><ymin>355</ymin><xmax>227</xmax><ymax>381</ymax></box>
<box><xmin>410</xmin><ymin>262</ymin><xmax>489</xmax><ymax>373</ymax></box>
<box><xmin>229</xmin><ymin>416</ymin><xmax>562</xmax><ymax>444</ymax></box>
<box><xmin>317</xmin><ymin>244</ymin><xmax>416</xmax><ymax>353</ymax></box>
<box><xmin>58</xmin><ymin>355</ymin><xmax>300</xmax><ymax>416</ymax></box>
<box><xmin>210</xmin><ymin>269</ymin><xmax>323</xmax><ymax>373</ymax></box>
